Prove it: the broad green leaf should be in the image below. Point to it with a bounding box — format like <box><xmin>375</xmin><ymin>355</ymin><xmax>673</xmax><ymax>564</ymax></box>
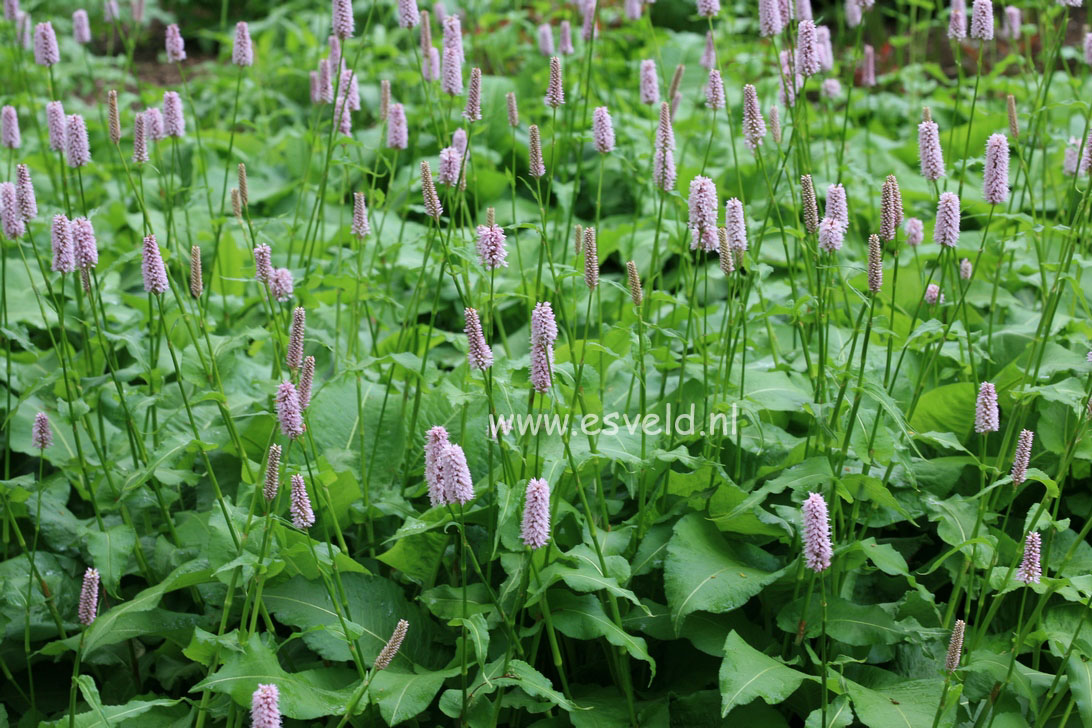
<box><xmin>1068</xmin><ymin>654</ymin><xmax>1092</xmax><ymax>728</ymax></box>
<box><xmin>85</xmin><ymin>524</ymin><xmax>136</xmax><ymax>595</ymax></box>
<box><xmin>664</xmin><ymin>514</ymin><xmax>785</xmax><ymax>633</ymax></box>
<box><xmin>719</xmin><ymin>630</ymin><xmax>808</xmax><ymax>716</ymax></box>
<box><xmin>191</xmin><ymin>633</ymin><xmax>357</xmax><ymax>719</ymax></box>
<box><xmin>550</xmin><ymin>591</ymin><xmax>657</xmax><ymax>678</ymax></box>
<box><xmin>40</xmin><ymin>676</ymin><xmax>181</xmax><ymax>727</ymax></box>
<box><xmin>845</xmin><ymin>677</ymin><xmax>949</xmax><ymax>728</ymax></box>
<box><xmin>370</xmin><ymin>668</ymin><xmax>457</xmax><ymax>726</ymax></box>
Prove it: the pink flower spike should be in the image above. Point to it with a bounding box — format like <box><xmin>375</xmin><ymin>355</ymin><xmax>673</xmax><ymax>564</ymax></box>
<box><xmin>592</xmin><ymin>106</ymin><xmax>615</xmax><ymax>153</ymax></box>
<box><xmin>141</xmin><ymin>234</ymin><xmax>169</xmax><ymax>294</ymax></box>
<box><xmin>398</xmin><ymin>0</ymin><xmax>420</xmax><ymax>28</ymax></box>
<box><xmin>333</xmin><ymin>0</ymin><xmax>354</xmax><ymax>38</ymax></box>
<box><xmin>46</xmin><ymin>101</ymin><xmax>64</xmax><ymax>151</ymax></box>
<box><xmin>970</xmin><ymin>0</ymin><xmax>993</xmax><ymax>40</ymax></box>
<box><xmin>925</xmin><ymin>283</ymin><xmax>943</xmax><ymax>305</ymax></box>
<box><xmin>165</xmin><ymin>23</ymin><xmax>185</xmax><ymax>61</ymax></box>
<box><xmin>559</xmin><ymin>20</ymin><xmax>574</xmax><ymax>54</ymax></box>
<box><xmin>934</xmin><ymin>192</ymin><xmax>961</xmax><ymax>248</ymax></box>
<box><xmin>545</xmin><ymin>56</ymin><xmax>565</xmax><ymax>108</ymax></box>
<box><xmin>232</xmin><ymin>21</ymin><xmax>253</xmax><ymax>66</ymax></box>
<box><xmin>72</xmin><ymin>217</ymin><xmax>98</xmax><ymax>269</ymax></box>
<box><xmin>440</xmin><ymin>442</ymin><xmax>474</xmax><ymax>504</ymax></box>
<box><xmin>74</xmin><ymin>10</ymin><xmax>91</xmax><ymax>44</ymax></box>
<box><xmin>521</xmin><ymin>478</ymin><xmax>551</xmax><ymax>549</ymax></box>
<box><xmin>476</xmin><ymin>220</ymin><xmax>507</xmax><ymax>269</ymax></box>
<box><xmin>801</xmin><ymin>492</ymin><xmax>832</xmax><ymax>572</ymax></box>
<box><xmin>463</xmin><ymin>67</ymin><xmax>482</xmax><ymax>122</ymax></box>
<box><xmin>824</xmin><ymin>183</ymin><xmax>848</xmax><ymax>232</ymax></box>
<box><xmin>639</xmin><ymin>59</ymin><xmax>659</xmax><ymax>105</ymax></box>
<box><xmin>974</xmin><ymin>381</ymin><xmax>999</xmax><ymax>433</ymax></box>
<box><xmin>65</xmin><ymin>114</ymin><xmax>91</xmax><ymax>168</ymax></box>
<box><xmin>817</xmin><ymin>217</ymin><xmax>844</xmax><ymax>252</ymax></box>
<box><xmin>1011</xmin><ymin>429</ymin><xmax>1033</xmax><ymax>486</ymax></box>
<box><xmin>1016</xmin><ymin>531</ymin><xmax>1041</xmax><ymax>584</ymax></box>
<box><xmin>905</xmin><ymin>217</ymin><xmax>924</xmax><ymax>246</ymax></box>
<box><xmin>0</xmin><ymin>183</ymin><xmax>23</xmax><ymax>240</ymax></box>
<box><xmin>78</xmin><ymin>567</ymin><xmax>100</xmax><ymax>625</ymax></box>
<box><xmin>250</xmin><ymin>684</ymin><xmax>281</xmax><ymax>728</ymax></box>
<box><xmin>796</xmin><ymin>20</ymin><xmax>820</xmax><ymax>76</ymax></box>
<box><xmin>919</xmin><ymin>119</ymin><xmax>946</xmax><ymax>181</ymax></box>
<box><xmin>537</xmin><ymin>23</ymin><xmax>554</xmax><ymax>55</ymax></box>
<box><xmin>162</xmin><ymin>91</ymin><xmax>185</xmax><ymax>137</ymax></box>
<box><xmin>15</xmin><ymin>163</ymin><xmax>36</xmax><ymax>221</ymax></box>
<box><xmin>949</xmin><ymin>0</ymin><xmax>967</xmax><ymax>40</ymax></box>
<box><xmin>0</xmin><ymin>106</ymin><xmax>18</xmax><ymax>149</ymax></box>
<box><xmin>700</xmin><ymin>31</ymin><xmax>715</xmax><ymax>69</ymax></box>
<box><xmin>696</xmin><ymin>0</ymin><xmax>720</xmax><ymax>17</ymax></box>
<box><xmin>387</xmin><ymin>103</ymin><xmax>408</xmax><ymax>149</ymax></box>
<box><xmin>289</xmin><ymin>474</ymin><xmax>315</xmax><ymax>529</ymax></box>
<box><xmin>424</xmin><ymin>426</ymin><xmax>451</xmax><ymax>506</ymax></box>
<box><xmin>759</xmin><ymin>0</ymin><xmax>782</xmax><ymax>37</ymax></box>
<box><xmin>269</xmin><ymin>268</ymin><xmax>294</xmax><ymax>301</ymax></box>
<box><xmin>464</xmin><ymin>307</ymin><xmax>493</xmax><ymax>371</ymax></box>
<box><xmin>688</xmin><ymin>175</ymin><xmax>719</xmax><ymax>252</ymax></box>
<box><xmin>983</xmin><ymin>132</ymin><xmax>1009</xmax><ymax>205</ymax></box>
<box><xmin>742</xmin><ymin>84</ymin><xmax>766</xmax><ymax>152</ymax></box>
<box><xmin>724</xmin><ymin>198</ymin><xmax>747</xmax><ymax>252</ymax></box>
<box><xmin>32</xmin><ymin>411</ymin><xmax>52</xmax><ymax>450</ymax></box>
<box><xmin>298</xmin><ymin>356</ymin><xmax>315</xmax><ymax>410</ymax></box>
<box><xmin>51</xmin><ymin>214</ymin><xmax>75</xmax><ymax>273</ymax></box>
<box><xmin>34</xmin><ymin>21</ymin><xmax>59</xmax><ymax>66</ymax></box>
<box><xmin>705</xmin><ymin>69</ymin><xmax>726</xmax><ymax>111</ymax></box>
<box><xmin>275</xmin><ymin>380</ymin><xmax>305</xmax><ymax>439</ymax></box>
<box><xmin>287</xmin><ymin>306</ymin><xmax>305</xmax><ymax>370</ymax></box>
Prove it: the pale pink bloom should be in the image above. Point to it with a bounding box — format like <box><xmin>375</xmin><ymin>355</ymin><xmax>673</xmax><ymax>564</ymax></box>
<box><xmin>759</xmin><ymin>0</ymin><xmax>782</xmax><ymax>37</ymax></box>
<box><xmin>0</xmin><ymin>183</ymin><xmax>23</xmax><ymax>240</ymax></box>
<box><xmin>724</xmin><ymin>198</ymin><xmax>747</xmax><ymax>252</ymax></box>
<box><xmin>33</xmin><ymin>21</ymin><xmax>59</xmax><ymax>66</ymax></box>
<box><xmin>861</xmin><ymin>44</ymin><xmax>876</xmax><ymax>86</ymax></box>
<box><xmin>919</xmin><ymin>120</ymin><xmax>946</xmax><ymax>181</ymax></box>
<box><xmin>528</xmin><ymin>125</ymin><xmax>545</xmax><ymax>177</ymax></box>
<box><xmin>250</xmin><ymin>684</ymin><xmax>281</xmax><ymax>728</ymax></box>
<box><xmin>696</xmin><ymin>0</ymin><xmax>720</xmax><ymax>17</ymax></box>
<box><xmin>974</xmin><ymin>381</ymin><xmax>999</xmax><ymax>433</ymax></box>
<box><xmin>51</xmin><ymin>214</ymin><xmax>75</xmax><ymax>273</ymax></box>
<box><xmin>700</xmin><ymin>31</ymin><xmax>715</xmax><ymax>69</ymax></box>
<box><xmin>1011</xmin><ymin>429</ymin><xmax>1033</xmax><ymax>486</ymax></box>
<box><xmin>440</xmin><ymin>442</ymin><xmax>474</xmax><ymax>504</ymax></box>
<box><xmin>816</xmin><ymin>25</ymin><xmax>834</xmax><ymax>70</ymax></box>
<box><xmin>269</xmin><ymin>268</ymin><xmax>294</xmax><ymax>302</ymax></box>
<box><xmin>165</xmin><ymin>23</ymin><xmax>185</xmax><ymax>61</ymax></box>
<box><xmin>639</xmin><ymin>59</ymin><xmax>659</xmax><ymax>105</ymax></box>
<box><xmin>817</xmin><ymin>217</ymin><xmax>844</xmax><ymax>252</ymax></box>
<box><xmin>705</xmin><ymin>69</ymin><xmax>726</xmax><ymax>111</ymax></box>
<box><xmin>32</xmin><ymin>412</ymin><xmax>52</xmax><ymax>450</ymax></box>
<box><xmin>801</xmin><ymin>492</ymin><xmax>832</xmax><ymax>572</ymax></box>
<box><xmin>78</xmin><ymin>567</ymin><xmax>100</xmax><ymax>625</ymax></box>
<box><xmin>825</xmin><ymin>183</ymin><xmax>848</xmax><ymax>232</ymax></box>
<box><xmin>545</xmin><ymin>56</ymin><xmax>565</xmax><ymax>108</ymax></box>
<box><xmin>333</xmin><ymin>0</ymin><xmax>354</xmax><ymax>37</ymax></box>
<box><xmin>298</xmin><ymin>356</ymin><xmax>314</xmax><ymax>409</ymax></box>
<box><xmin>46</xmin><ymin>101</ymin><xmax>64</xmax><ymax>151</ymax></box>
<box><xmin>537</xmin><ymin>23</ymin><xmax>554</xmax><ymax>55</ymax></box>
<box><xmin>463</xmin><ymin>67</ymin><xmax>482</xmax><ymax>122</ymax></box>
<box><xmin>521</xmin><ymin>478</ymin><xmax>551</xmax><ymax>549</ymax></box>
<box><xmin>559</xmin><ymin>20</ymin><xmax>574</xmax><ymax>54</ymax></box>
<box><xmin>924</xmin><ymin>282</ymin><xmax>943</xmax><ymax>305</ymax></box>
<box><xmin>233</xmin><ymin>21</ymin><xmax>253</xmax><ymax>66</ymax></box>
<box><xmin>969</xmin><ymin>0</ymin><xmax>993</xmax><ymax>40</ymax></box>
<box><xmin>905</xmin><ymin>217</ymin><xmax>924</xmax><ymax>246</ymax></box>
<box><xmin>141</xmin><ymin>234</ymin><xmax>169</xmax><ymax>294</ymax></box>
<box><xmin>592</xmin><ymin>106</ymin><xmax>615</xmax><ymax>153</ymax></box>
<box><xmin>742</xmin><ymin>84</ymin><xmax>766</xmax><ymax>151</ymax></box>
<box><xmin>821</xmin><ymin>78</ymin><xmax>842</xmax><ymax>99</ymax></box>
<box><xmin>275</xmin><ymin>380</ymin><xmax>305</xmax><ymax>439</ymax></box>
<box><xmin>65</xmin><ymin>114</ymin><xmax>91</xmax><ymax>168</ymax></box>
<box><xmin>1</xmin><ymin>106</ymin><xmax>20</xmax><ymax>149</ymax></box>
<box><xmin>464</xmin><ymin>307</ymin><xmax>493</xmax><ymax>371</ymax></box>
<box><xmin>983</xmin><ymin>133</ymin><xmax>1009</xmax><ymax>204</ymax></box>
<box><xmin>162</xmin><ymin>91</ymin><xmax>185</xmax><ymax>137</ymax></box>
<box><xmin>796</xmin><ymin>20</ymin><xmax>820</xmax><ymax>76</ymax></box>
<box><xmin>949</xmin><ymin>0</ymin><xmax>967</xmax><ymax>40</ymax></box>
<box><xmin>934</xmin><ymin>192</ymin><xmax>961</xmax><ymax>247</ymax></box>
<box><xmin>398</xmin><ymin>0</ymin><xmax>420</xmax><ymax>28</ymax></box>
<box><xmin>290</xmin><ymin>474</ymin><xmax>315</xmax><ymax>528</ymax></box>
<box><xmin>15</xmin><ymin>163</ymin><xmax>36</xmax><ymax>221</ymax></box>
<box><xmin>1016</xmin><ymin>531</ymin><xmax>1041</xmax><ymax>584</ymax></box>
<box><xmin>688</xmin><ymin>175</ymin><xmax>718</xmax><ymax>252</ymax></box>
<box><xmin>387</xmin><ymin>103</ymin><xmax>408</xmax><ymax>149</ymax></box>
<box><xmin>74</xmin><ymin>10</ymin><xmax>91</xmax><ymax>44</ymax></box>
<box><xmin>1064</xmin><ymin>136</ymin><xmax>1081</xmax><ymax>176</ymax></box>
<box><xmin>72</xmin><ymin>217</ymin><xmax>98</xmax><ymax>269</ymax></box>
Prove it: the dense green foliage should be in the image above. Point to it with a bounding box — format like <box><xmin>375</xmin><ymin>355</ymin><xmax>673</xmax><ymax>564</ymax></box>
<box><xmin>3</xmin><ymin>0</ymin><xmax>1092</xmax><ymax>726</ymax></box>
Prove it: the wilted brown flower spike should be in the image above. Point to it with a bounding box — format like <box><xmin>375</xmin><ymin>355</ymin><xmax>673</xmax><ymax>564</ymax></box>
<box><xmin>801</xmin><ymin>174</ymin><xmax>819</xmax><ymax>234</ymax></box>
<box><xmin>718</xmin><ymin>227</ymin><xmax>735</xmax><ymax>276</ymax></box>
<box><xmin>107</xmin><ymin>90</ymin><xmax>120</xmax><ymax>145</ymax></box>
<box><xmin>626</xmin><ymin>260</ymin><xmax>643</xmax><ymax>306</ymax></box>
<box><xmin>1007</xmin><ymin>94</ymin><xmax>1018</xmax><ymax>138</ymax></box>
<box><xmin>190</xmin><ymin>245</ymin><xmax>203</xmax><ymax>297</ymax></box>
<box><xmin>238</xmin><ymin>163</ymin><xmax>248</xmax><ymax>208</ymax></box>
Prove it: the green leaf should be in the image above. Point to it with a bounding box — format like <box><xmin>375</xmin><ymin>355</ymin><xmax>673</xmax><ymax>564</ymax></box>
<box><xmin>550</xmin><ymin>591</ymin><xmax>657</xmax><ymax>679</ymax></box>
<box><xmin>718</xmin><ymin>631</ymin><xmax>809</xmax><ymax>716</ymax></box>
<box><xmin>450</xmin><ymin>613</ymin><xmax>491</xmax><ymax>677</ymax></box>
<box><xmin>664</xmin><ymin>514</ymin><xmax>785</xmax><ymax>633</ymax></box>
<box><xmin>191</xmin><ymin>633</ymin><xmax>357</xmax><ymax>719</ymax></box>
<box><xmin>1068</xmin><ymin>654</ymin><xmax>1092</xmax><ymax>728</ymax></box>
<box><xmin>845</xmin><ymin>677</ymin><xmax>949</xmax><ymax>728</ymax></box>
<box><xmin>40</xmin><ymin>676</ymin><xmax>181</xmax><ymax>727</ymax></box>
<box><xmin>370</xmin><ymin>668</ymin><xmax>457</xmax><ymax>726</ymax></box>
<box><xmin>85</xmin><ymin>524</ymin><xmax>136</xmax><ymax>596</ymax></box>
